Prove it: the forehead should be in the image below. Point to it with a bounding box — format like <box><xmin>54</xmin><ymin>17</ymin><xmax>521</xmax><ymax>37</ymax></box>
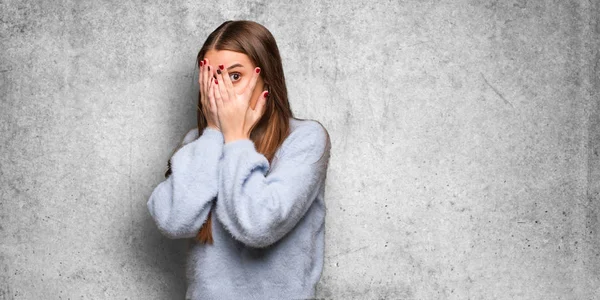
<box><xmin>204</xmin><ymin>49</ymin><xmax>253</xmax><ymax>66</ymax></box>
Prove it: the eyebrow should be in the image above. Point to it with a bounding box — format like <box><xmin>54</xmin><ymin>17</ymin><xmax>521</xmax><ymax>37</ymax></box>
<box><xmin>227</xmin><ymin>63</ymin><xmax>244</xmax><ymax>70</ymax></box>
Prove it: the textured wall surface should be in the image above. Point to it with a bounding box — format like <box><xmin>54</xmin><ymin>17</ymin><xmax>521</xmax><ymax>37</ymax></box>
<box><xmin>1</xmin><ymin>0</ymin><xmax>599</xmax><ymax>299</ymax></box>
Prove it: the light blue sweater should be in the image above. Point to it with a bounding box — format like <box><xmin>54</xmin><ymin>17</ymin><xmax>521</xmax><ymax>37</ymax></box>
<box><xmin>147</xmin><ymin>117</ymin><xmax>331</xmax><ymax>300</ymax></box>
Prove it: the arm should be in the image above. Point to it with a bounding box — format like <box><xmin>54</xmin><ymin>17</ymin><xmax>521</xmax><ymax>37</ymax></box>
<box><xmin>147</xmin><ymin>127</ymin><xmax>224</xmax><ymax>239</ymax></box>
<box><xmin>215</xmin><ymin>122</ymin><xmax>331</xmax><ymax>248</ymax></box>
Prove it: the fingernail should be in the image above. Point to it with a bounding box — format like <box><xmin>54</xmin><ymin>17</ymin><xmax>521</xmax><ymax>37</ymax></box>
<box><xmin>200</xmin><ymin>61</ymin><xmax>204</xmax><ymax>67</ymax></box>
<box><xmin>256</xmin><ymin>67</ymin><xmax>261</xmax><ymax>74</ymax></box>
<box><xmin>219</xmin><ymin>64</ymin><xmax>224</xmax><ymax>70</ymax></box>
<box><xmin>217</xmin><ymin>69</ymin><xmax>221</xmax><ymax>75</ymax></box>
<box><xmin>203</xmin><ymin>59</ymin><xmax>207</xmax><ymax>64</ymax></box>
<box><xmin>215</xmin><ymin>79</ymin><xmax>218</xmax><ymax>84</ymax></box>
<box><xmin>264</xmin><ymin>91</ymin><xmax>269</xmax><ymax>98</ymax></box>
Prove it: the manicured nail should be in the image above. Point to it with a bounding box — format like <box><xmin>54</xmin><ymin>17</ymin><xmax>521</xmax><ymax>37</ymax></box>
<box><xmin>200</xmin><ymin>61</ymin><xmax>204</xmax><ymax>67</ymax></box>
<box><xmin>217</xmin><ymin>69</ymin><xmax>221</xmax><ymax>75</ymax></box>
<box><xmin>255</xmin><ymin>67</ymin><xmax>261</xmax><ymax>74</ymax></box>
<box><xmin>203</xmin><ymin>59</ymin><xmax>207</xmax><ymax>64</ymax></box>
<box><xmin>215</xmin><ymin>79</ymin><xmax>218</xmax><ymax>84</ymax></box>
<box><xmin>219</xmin><ymin>64</ymin><xmax>224</xmax><ymax>70</ymax></box>
<box><xmin>264</xmin><ymin>91</ymin><xmax>269</xmax><ymax>98</ymax></box>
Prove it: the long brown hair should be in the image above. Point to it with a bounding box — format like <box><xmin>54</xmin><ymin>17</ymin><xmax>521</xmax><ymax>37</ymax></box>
<box><xmin>165</xmin><ymin>20</ymin><xmax>295</xmax><ymax>244</ymax></box>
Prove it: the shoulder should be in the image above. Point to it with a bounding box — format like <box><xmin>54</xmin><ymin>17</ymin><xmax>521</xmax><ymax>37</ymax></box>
<box><xmin>287</xmin><ymin>118</ymin><xmax>329</xmax><ymax>145</ymax></box>
<box><xmin>289</xmin><ymin>118</ymin><xmax>329</xmax><ymax>140</ymax></box>
<box><xmin>281</xmin><ymin>118</ymin><xmax>331</xmax><ymax>163</ymax></box>
<box><xmin>181</xmin><ymin>128</ymin><xmax>199</xmax><ymax>146</ymax></box>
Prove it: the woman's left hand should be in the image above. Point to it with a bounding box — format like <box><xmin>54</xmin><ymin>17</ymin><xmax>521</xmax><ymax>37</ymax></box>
<box><xmin>213</xmin><ymin>65</ymin><xmax>268</xmax><ymax>144</ymax></box>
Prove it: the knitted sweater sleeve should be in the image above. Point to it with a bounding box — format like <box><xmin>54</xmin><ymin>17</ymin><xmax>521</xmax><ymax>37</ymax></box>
<box><xmin>215</xmin><ymin>122</ymin><xmax>331</xmax><ymax>248</ymax></box>
<box><xmin>147</xmin><ymin>127</ymin><xmax>224</xmax><ymax>239</ymax></box>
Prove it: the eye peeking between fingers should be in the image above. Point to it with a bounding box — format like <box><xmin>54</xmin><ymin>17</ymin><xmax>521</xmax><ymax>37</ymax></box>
<box><xmin>229</xmin><ymin>72</ymin><xmax>241</xmax><ymax>83</ymax></box>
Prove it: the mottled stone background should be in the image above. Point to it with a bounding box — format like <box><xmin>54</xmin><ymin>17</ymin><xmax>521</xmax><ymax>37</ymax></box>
<box><xmin>1</xmin><ymin>0</ymin><xmax>599</xmax><ymax>299</ymax></box>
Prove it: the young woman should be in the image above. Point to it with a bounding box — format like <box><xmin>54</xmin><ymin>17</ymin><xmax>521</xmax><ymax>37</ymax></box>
<box><xmin>147</xmin><ymin>20</ymin><xmax>332</xmax><ymax>299</ymax></box>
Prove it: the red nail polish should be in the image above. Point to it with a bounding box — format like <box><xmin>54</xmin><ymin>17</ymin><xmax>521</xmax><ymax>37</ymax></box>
<box><xmin>215</xmin><ymin>79</ymin><xmax>218</xmax><ymax>84</ymax></box>
<box><xmin>219</xmin><ymin>64</ymin><xmax>224</xmax><ymax>70</ymax></box>
<box><xmin>203</xmin><ymin>59</ymin><xmax>207</xmax><ymax>64</ymax></box>
<box><xmin>255</xmin><ymin>67</ymin><xmax>261</xmax><ymax>74</ymax></box>
<box><xmin>264</xmin><ymin>91</ymin><xmax>268</xmax><ymax>98</ymax></box>
<box><xmin>200</xmin><ymin>61</ymin><xmax>204</xmax><ymax>67</ymax></box>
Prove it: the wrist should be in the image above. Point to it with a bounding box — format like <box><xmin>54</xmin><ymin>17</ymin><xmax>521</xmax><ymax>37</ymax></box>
<box><xmin>224</xmin><ymin>133</ymin><xmax>249</xmax><ymax>144</ymax></box>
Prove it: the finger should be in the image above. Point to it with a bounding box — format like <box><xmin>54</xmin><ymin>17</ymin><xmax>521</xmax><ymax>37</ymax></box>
<box><xmin>200</xmin><ymin>59</ymin><xmax>205</xmax><ymax>91</ymax></box>
<box><xmin>219</xmin><ymin>65</ymin><xmax>236</xmax><ymax>101</ymax></box>
<box><xmin>213</xmin><ymin>76</ymin><xmax>224</xmax><ymax>110</ymax></box>
<box><xmin>208</xmin><ymin>77</ymin><xmax>216</xmax><ymax>111</ymax></box>
<box><xmin>247</xmin><ymin>90</ymin><xmax>268</xmax><ymax>129</ymax></box>
<box><xmin>200</xmin><ymin>61</ymin><xmax>207</xmax><ymax>106</ymax></box>
<box><xmin>199</xmin><ymin>59</ymin><xmax>203</xmax><ymax>85</ymax></box>
<box><xmin>198</xmin><ymin>60</ymin><xmax>206</xmax><ymax>93</ymax></box>
<box><xmin>244</xmin><ymin>67</ymin><xmax>261</xmax><ymax>98</ymax></box>
<box><xmin>198</xmin><ymin>62</ymin><xmax>210</xmax><ymax>115</ymax></box>
<box><xmin>204</xmin><ymin>60</ymin><xmax>211</xmax><ymax>96</ymax></box>
<box><xmin>216</xmin><ymin>67</ymin><xmax>229</xmax><ymax>102</ymax></box>
<box><xmin>206</xmin><ymin>75</ymin><xmax>212</xmax><ymax>110</ymax></box>
<box><xmin>254</xmin><ymin>90</ymin><xmax>268</xmax><ymax>114</ymax></box>
<box><xmin>244</xmin><ymin>90</ymin><xmax>266</xmax><ymax>136</ymax></box>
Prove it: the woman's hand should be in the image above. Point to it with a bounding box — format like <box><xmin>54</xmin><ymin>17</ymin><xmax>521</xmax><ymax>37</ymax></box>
<box><xmin>199</xmin><ymin>59</ymin><xmax>220</xmax><ymax>131</ymax></box>
<box><xmin>213</xmin><ymin>65</ymin><xmax>268</xmax><ymax>143</ymax></box>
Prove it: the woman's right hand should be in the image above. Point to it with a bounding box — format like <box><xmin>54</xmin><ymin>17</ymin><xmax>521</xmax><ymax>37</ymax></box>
<box><xmin>199</xmin><ymin>58</ymin><xmax>220</xmax><ymax>131</ymax></box>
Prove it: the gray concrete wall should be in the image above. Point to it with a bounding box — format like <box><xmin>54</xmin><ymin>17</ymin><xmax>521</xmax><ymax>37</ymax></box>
<box><xmin>1</xmin><ymin>0</ymin><xmax>598</xmax><ymax>299</ymax></box>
